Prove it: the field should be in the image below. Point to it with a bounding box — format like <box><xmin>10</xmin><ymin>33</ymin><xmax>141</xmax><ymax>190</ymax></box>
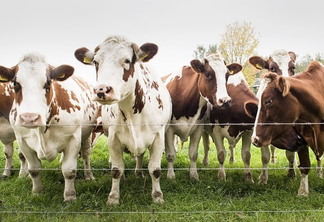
<box><xmin>1</xmin><ymin>136</ymin><xmax>324</xmax><ymax>222</ymax></box>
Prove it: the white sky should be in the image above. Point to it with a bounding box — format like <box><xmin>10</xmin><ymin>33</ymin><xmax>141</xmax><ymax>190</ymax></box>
<box><xmin>0</xmin><ymin>0</ymin><xmax>323</xmax><ymax>84</ymax></box>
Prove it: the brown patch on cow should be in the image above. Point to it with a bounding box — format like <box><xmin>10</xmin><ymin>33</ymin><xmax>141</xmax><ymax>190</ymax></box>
<box><xmin>151</xmin><ymin>81</ymin><xmax>159</xmax><ymax>90</ymax></box>
<box><xmin>153</xmin><ymin>169</ymin><xmax>161</xmax><ymax>179</ymax></box>
<box><xmin>112</xmin><ymin>167</ymin><xmax>121</xmax><ymax>179</ymax></box>
<box><xmin>133</xmin><ymin>80</ymin><xmax>145</xmax><ymax>114</ymax></box>
<box><xmin>53</xmin><ymin>82</ymin><xmax>81</xmax><ymax>113</ymax></box>
<box><xmin>120</xmin><ymin>109</ymin><xmax>127</xmax><ymax>121</ymax></box>
<box><xmin>123</xmin><ymin>62</ymin><xmax>135</xmax><ymax>82</ymax></box>
<box><xmin>156</xmin><ymin>95</ymin><xmax>163</xmax><ymax>110</ymax></box>
<box><xmin>167</xmin><ymin>66</ymin><xmax>201</xmax><ymax>120</ymax></box>
<box><xmin>10</xmin><ymin>108</ymin><xmax>17</xmax><ymax>121</ymax></box>
<box><xmin>0</xmin><ymin>83</ymin><xmax>14</xmax><ymax>121</ymax></box>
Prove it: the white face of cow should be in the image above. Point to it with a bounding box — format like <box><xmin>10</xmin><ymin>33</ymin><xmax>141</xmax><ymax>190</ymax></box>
<box><xmin>0</xmin><ymin>53</ymin><xmax>74</xmax><ymax>128</ymax></box>
<box><xmin>74</xmin><ymin>35</ymin><xmax>158</xmax><ymax>106</ymax></box>
<box><xmin>92</xmin><ymin>38</ymin><xmax>135</xmax><ymax>105</ymax></box>
<box><xmin>270</xmin><ymin>50</ymin><xmax>292</xmax><ymax>77</ymax></box>
<box><xmin>206</xmin><ymin>54</ymin><xmax>232</xmax><ymax>106</ymax></box>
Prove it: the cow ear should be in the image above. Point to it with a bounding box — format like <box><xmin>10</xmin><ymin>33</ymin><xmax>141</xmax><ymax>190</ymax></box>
<box><xmin>133</xmin><ymin>43</ymin><xmax>158</xmax><ymax>62</ymax></box>
<box><xmin>0</xmin><ymin>66</ymin><xmax>15</xmax><ymax>82</ymax></box>
<box><xmin>278</xmin><ymin>76</ymin><xmax>290</xmax><ymax>97</ymax></box>
<box><xmin>74</xmin><ymin>47</ymin><xmax>94</xmax><ymax>65</ymax></box>
<box><xmin>50</xmin><ymin>65</ymin><xmax>74</xmax><ymax>81</ymax></box>
<box><xmin>244</xmin><ymin>101</ymin><xmax>258</xmax><ymax>118</ymax></box>
<box><xmin>264</xmin><ymin>72</ymin><xmax>278</xmax><ymax>82</ymax></box>
<box><xmin>227</xmin><ymin>63</ymin><xmax>242</xmax><ymax>75</ymax></box>
<box><xmin>288</xmin><ymin>51</ymin><xmax>296</xmax><ymax>63</ymax></box>
<box><xmin>249</xmin><ymin>56</ymin><xmax>268</xmax><ymax>70</ymax></box>
<box><xmin>190</xmin><ymin>59</ymin><xmax>206</xmax><ymax>73</ymax></box>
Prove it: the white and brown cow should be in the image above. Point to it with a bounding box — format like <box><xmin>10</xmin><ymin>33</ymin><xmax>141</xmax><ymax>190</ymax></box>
<box><xmin>0</xmin><ymin>83</ymin><xmax>27</xmax><ymax>178</ymax></box>
<box><xmin>75</xmin><ymin>35</ymin><xmax>171</xmax><ymax>204</ymax></box>
<box><xmin>249</xmin><ymin>49</ymin><xmax>298</xmax><ymax>183</ymax></box>
<box><xmin>203</xmin><ymin>71</ymin><xmax>257</xmax><ymax>182</ymax></box>
<box><xmin>162</xmin><ymin>54</ymin><xmax>242</xmax><ymax>180</ymax></box>
<box><xmin>246</xmin><ymin>61</ymin><xmax>324</xmax><ymax>196</ymax></box>
<box><xmin>0</xmin><ymin>53</ymin><xmax>100</xmax><ymax>202</ymax></box>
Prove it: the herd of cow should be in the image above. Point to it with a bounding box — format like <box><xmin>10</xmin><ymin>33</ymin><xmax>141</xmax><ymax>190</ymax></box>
<box><xmin>1</xmin><ymin>35</ymin><xmax>324</xmax><ymax>204</ymax></box>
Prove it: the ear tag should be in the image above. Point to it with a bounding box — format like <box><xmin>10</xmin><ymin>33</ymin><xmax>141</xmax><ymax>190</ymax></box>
<box><xmin>138</xmin><ymin>53</ymin><xmax>148</xmax><ymax>61</ymax></box>
<box><xmin>83</xmin><ymin>57</ymin><xmax>93</xmax><ymax>64</ymax></box>
<box><xmin>58</xmin><ymin>73</ymin><xmax>65</xmax><ymax>79</ymax></box>
<box><xmin>0</xmin><ymin>75</ymin><xmax>8</xmax><ymax>81</ymax></box>
<box><xmin>229</xmin><ymin>70</ymin><xmax>234</xmax><ymax>75</ymax></box>
<box><xmin>256</xmin><ymin>63</ymin><xmax>263</xmax><ymax>69</ymax></box>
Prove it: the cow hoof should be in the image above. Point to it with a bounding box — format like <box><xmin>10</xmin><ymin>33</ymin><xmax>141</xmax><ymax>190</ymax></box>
<box><xmin>244</xmin><ymin>173</ymin><xmax>254</xmax><ymax>183</ymax></box>
<box><xmin>135</xmin><ymin>170</ymin><xmax>144</xmax><ymax>178</ymax></box>
<box><xmin>189</xmin><ymin>172</ymin><xmax>199</xmax><ymax>181</ymax></box>
<box><xmin>1</xmin><ymin>174</ymin><xmax>9</xmax><ymax>180</ymax></box>
<box><xmin>167</xmin><ymin>171</ymin><xmax>176</xmax><ymax>179</ymax></box>
<box><xmin>297</xmin><ymin>191</ymin><xmax>309</xmax><ymax>197</ymax></box>
<box><xmin>107</xmin><ymin>197</ymin><xmax>120</xmax><ymax>205</ymax></box>
<box><xmin>64</xmin><ymin>196</ymin><xmax>77</xmax><ymax>202</ymax></box>
<box><xmin>85</xmin><ymin>174</ymin><xmax>95</xmax><ymax>181</ymax></box>
<box><xmin>218</xmin><ymin>171</ymin><xmax>226</xmax><ymax>181</ymax></box>
<box><xmin>152</xmin><ymin>191</ymin><xmax>164</xmax><ymax>204</ymax></box>
<box><xmin>258</xmin><ymin>173</ymin><xmax>268</xmax><ymax>185</ymax></box>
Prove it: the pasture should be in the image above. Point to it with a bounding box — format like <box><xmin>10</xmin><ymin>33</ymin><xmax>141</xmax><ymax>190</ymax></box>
<box><xmin>1</xmin><ymin>135</ymin><xmax>324</xmax><ymax>222</ymax></box>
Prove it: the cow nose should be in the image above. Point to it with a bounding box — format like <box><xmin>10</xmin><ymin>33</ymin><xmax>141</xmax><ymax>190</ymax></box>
<box><xmin>94</xmin><ymin>85</ymin><xmax>113</xmax><ymax>99</ymax></box>
<box><xmin>218</xmin><ymin>97</ymin><xmax>232</xmax><ymax>108</ymax></box>
<box><xmin>251</xmin><ymin>136</ymin><xmax>261</xmax><ymax>147</ymax></box>
<box><xmin>20</xmin><ymin>113</ymin><xmax>41</xmax><ymax>126</ymax></box>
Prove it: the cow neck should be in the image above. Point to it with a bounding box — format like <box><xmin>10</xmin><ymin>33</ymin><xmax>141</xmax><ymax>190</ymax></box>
<box><xmin>288</xmin><ymin>74</ymin><xmax>324</xmax><ymax>120</ymax></box>
<box><xmin>45</xmin><ymin>83</ymin><xmax>57</xmax><ymax>133</ymax></box>
<box><xmin>168</xmin><ymin>68</ymin><xmax>205</xmax><ymax>120</ymax></box>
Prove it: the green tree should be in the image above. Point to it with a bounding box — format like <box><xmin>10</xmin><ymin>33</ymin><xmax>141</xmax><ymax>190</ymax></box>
<box><xmin>296</xmin><ymin>53</ymin><xmax>324</xmax><ymax>73</ymax></box>
<box><xmin>193</xmin><ymin>44</ymin><xmax>218</xmax><ymax>59</ymax></box>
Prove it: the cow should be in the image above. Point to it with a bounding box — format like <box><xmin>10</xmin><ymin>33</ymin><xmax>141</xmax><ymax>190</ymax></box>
<box><xmin>74</xmin><ymin>35</ymin><xmax>172</xmax><ymax>205</ymax></box>
<box><xmin>249</xmin><ymin>49</ymin><xmax>298</xmax><ymax>183</ymax></box>
<box><xmin>203</xmin><ymin>71</ymin><xmax>257</xmax><ymax>182</ymax></box>
<box><xmin>245</xmin><ymin>61</ymin><xmax>324</xmax><ymax>196</ymax></box>
<box><xmin>162</xmin><ymin>53</ymin><xmax>242</xmax><ymax>180</ymax></box>
<box><xmin>0</xmin><ymin>83</ymin><xmax>27</xmax><ymax>178</ymax></box>
<box><xmin>0</xmin><ymin>53</ymin><xmax>100</xmax><ymax>202</ymax></box>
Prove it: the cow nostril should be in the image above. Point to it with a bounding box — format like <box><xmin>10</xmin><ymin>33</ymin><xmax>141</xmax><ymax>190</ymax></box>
<box><xmin>106</xmin><ymin>86</ymin><xmax>111</xmax><ymax>93</ymax></box>
<box><xmin>97</xmin><ymin>92</ymin><xmax>105</xmax><ymax>99</ymax></box>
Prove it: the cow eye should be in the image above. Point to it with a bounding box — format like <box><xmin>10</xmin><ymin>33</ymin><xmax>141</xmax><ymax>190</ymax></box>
<box><xmin>125</xmin><ymin>59</ymin><xmax>131</xmax><ymax>64</ymax></box>
<box><xmin>44</xmin><ymin>81</ymin><xmax>51</xmax><ymax>93</ymax></box>
<box><xmin>264</xmin><ymin>98</ymin><xmax>273</xmax><ymax>106</ymax></box>
<box><xmin>13</xmin><ymin>81</ymin><xmax>21</xmax><ymax>92</ymax></box>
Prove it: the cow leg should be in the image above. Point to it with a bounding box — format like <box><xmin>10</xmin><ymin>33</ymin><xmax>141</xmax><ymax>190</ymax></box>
<box><xmin>18</xmin><ymin>138</ymin><xmax>43</xmax><ymax>194</ymax></box>
<box><xmin>165</xmin><ymin>129</ymin><xmax>176</xmax><ymax>179</ymax></box>
<box><xmin>214</xmin><ymin>134</ymin><xmax>226</xmax><ymax>181</ymax></box>
<box><xmin>316</xmin><ymin>158</ymin><xmax>323</xmax><ymax>178</ymax></box>
<box><xmin>107</xmin><ymin>138</ymin><xmax>124</xmax><ymax>205</ymax></box>
<box><xmin>18</xmin><ymin>151</ymin><xmax>28</xmax><ymax>177</ymax></box>
<box><xmin>229</xmin><ymin>143</ymin><xmax>235</xmax><ymax>164</ymax></box>
<box><xmin>202</xmin><ymin>131</ymin><xmax>210</xmax><ymax>166</ymax></box>
<box><xmin>259</xmin><ymin>145</ymin><xmax>270</xmax><ymax>185</ymax></box>
<box><xmin>2</xmin><ymin>142</ymin><xmax>13</xmax><ymax>178</ymax></box>
<box><xmin>286</xmin><ymin>150</ymin><xmax>296</xmax><ymax>179</ymax></box>
<box><xmin>297</xmin><ymin>146</ymin><xmax>310</xmax><ymax>196</ymax></box>
<box><xmin>80</xmin><ymin>136</ymin><xmax>95</xmax><ymax>180</ymax></box>
<box><xmin>135</xmin><ymin>153</ymin><xmax>144</xmax><ymax>178</ymax></box>
<box><xmin>270</xmin><ymin>145</ymin><xmax>276</xmax><ymax>163</ymax></box>
<box><xmin>241</xmin><ymin>131</ymin><xmax>253</xmax><ymax>183</ymax></box>
<box><xmin>61</xmin><ymin>135</ymin><xmax>80</xmax><ymax>202</ymax></box>
<box><xmin>188</xmin><ymin>129</ymin><xmax>202</xmax><ymax>181</ymax></box>
<box><xmin>148</xmin><ymin>132</ymin><xmax>164</xmax><ymax>204</ymax></box>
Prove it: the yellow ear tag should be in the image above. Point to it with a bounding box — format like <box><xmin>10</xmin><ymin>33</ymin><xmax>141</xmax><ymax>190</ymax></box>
<box><xmin>229</xmin><ymin>70</ymin><xmax>234</xmax><ymax>75</ymax></box>
<box><xmin>256</xmin><ymin>63</ymin><xmax>263</xmax><ymax>69</ymax></box>
<box><xmin>138</xmin><ymin>53</ymin><xmax>148</xmax><ymax>61</ymax></box>
<box><xmin>0</xmin><ymin>75</ymin><xmax>9</xmax><ymax>81</ymax></box>
<box><xmin>83</xmin><ymin>57</ymin><xmax>93</xmax><ymax>64</ymax></box>
<box><xmin>58</xmin><ymin>73</ymin><xmax>65</xmax><ymax>79</ymax></box>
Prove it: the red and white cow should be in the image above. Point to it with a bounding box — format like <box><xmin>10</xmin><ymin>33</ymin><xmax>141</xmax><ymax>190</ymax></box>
<box><xmin>249</xmin><ymin>49</ymin><xmax>298</xmax><ymax>183</ymax></box>
<box><xmin>246</xmin><ymin>61</ymin><xmax>324</xmax><ymax>196</ymax></box>
<box><xmin>162</xmin><ymin>53</ymin><xmax>242</xmax><ymax>180</ymax></box>
<box><xmin>0</xmin><ymin>53</ymin><xmax>100</xmax><ymax>202</ymax></box>
<box><xmin>0</xmin><ymin>83</ymin><xmax>27</xmax><ymax>177</ymax></box>
<box><xmin>203</xmin><ymin>71</ymin><xmax>257</xmax><ymax>182</ymax></box>
<box><xmin>74</xmin><ymin>35</ymin><xmax>172</xmax><ymax>204</ymax></box>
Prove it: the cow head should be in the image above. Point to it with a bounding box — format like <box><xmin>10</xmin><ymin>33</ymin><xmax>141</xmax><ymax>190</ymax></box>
<box><xmin>249</xmin><ymin>49</ymin><xmax>296</xmax><ymax>77</ymax></box>
<box><xmin>244</xmin><ymin>72</ymin><xmax>305</xmax><ymax>150</ymax></box>
<box><xmin>0</xmin><ymin>53</ymin><xmax>74</xmax><ymax>128</ymax></box>
<box><xmin>74</xmin><ymin>35</ymin><xmax>158</xmax><ymax>105</ymax></box>
<box><xmin>190</xmin><ymin>53</ymin><xmax>242</xmax><ymax>108</ymax></box>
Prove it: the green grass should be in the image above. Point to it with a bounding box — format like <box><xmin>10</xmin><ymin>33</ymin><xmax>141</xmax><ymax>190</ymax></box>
<box><xmin>1</xmin><ymin>136</ymin><xmax>324</xmax><ymax>222</ymax></box>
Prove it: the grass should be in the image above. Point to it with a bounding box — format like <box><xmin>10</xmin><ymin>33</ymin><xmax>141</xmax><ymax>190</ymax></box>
<box><xmin>1</xmin><ymin>136</ymin><xmax>324</xmax><ymax>222</ymax></box>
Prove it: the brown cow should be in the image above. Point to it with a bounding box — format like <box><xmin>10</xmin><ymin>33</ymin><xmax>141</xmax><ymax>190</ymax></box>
<box><xmin>246</xmin><ymin>61</ymin><xmax>324</xmax><ymax>196</ymax></box>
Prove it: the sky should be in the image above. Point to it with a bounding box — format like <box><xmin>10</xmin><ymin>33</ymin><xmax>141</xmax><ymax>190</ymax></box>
<box><xmin>0</xmin><ymin>0</ymin><xmax>323</xmax><ymax>84</ymax></box>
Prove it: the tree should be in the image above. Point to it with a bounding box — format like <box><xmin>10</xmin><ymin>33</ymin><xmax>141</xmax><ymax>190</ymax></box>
<box><xmin>193</xmin><ymin>44</ymin><xmax>218</xmax><ymax>59</ymax></box>
<box><xmin>219</xmin><ymin>21</ymin><xmax>259</xmax><ymax>65</ymax></box>
<box><xmin>296</xmin><ymin>53</ymin><xmax>324</xmax><ymax>73</ymax></box>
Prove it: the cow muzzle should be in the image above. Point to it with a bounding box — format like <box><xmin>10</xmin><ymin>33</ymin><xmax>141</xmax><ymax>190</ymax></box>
<box><xmin>217</xmin><ymin>97</ymin><xmax>231</xmax><ymax>109</ymax></box>
<box><xmin>251</xmin><ymin>135</ymin><xmax>268</xmax><ymax>147</ymax></box>
<box><xmin>93</xmin><ymin>85</ymin><xmax>117</xmax><ymax>105</ymax></box>
<box><xmin>19</xmin><ymin>113</ymin><xmax>42</xmax><ymax>128</ymax></box>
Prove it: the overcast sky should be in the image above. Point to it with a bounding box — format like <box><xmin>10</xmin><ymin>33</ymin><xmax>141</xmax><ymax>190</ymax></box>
<box><xmin>0</xmin><ymin>0</ymin><xmax>323</xmax><ymax>83</ymax></box>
